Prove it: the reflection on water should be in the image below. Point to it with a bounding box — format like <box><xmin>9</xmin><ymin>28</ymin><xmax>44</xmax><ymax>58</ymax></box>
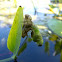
<box><xmin>15</xmin><ymin>33</ymin><xmax>62</xmax><ymax>62</ymax></box>
<box><xmin>0</xmin><ymin>27</ymin><xmax>13</xmax><ymax>60</ymax></box>
<box><xmin>1</xmin><ymin>38</ymin><xmax>6</xmax><ymax>47</ymax></box>
<box><xmin>45</xmin><ymin>41</ymin><xmax>49</xmax><ymax>55</ymax></box>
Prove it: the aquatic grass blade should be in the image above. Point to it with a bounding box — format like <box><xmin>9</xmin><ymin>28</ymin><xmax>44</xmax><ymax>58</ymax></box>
<box><xmin>18</xmin><ymin>42</ymin><xmax>27</xmax><ymax>56</ymax></box>
<box><xmin>7</xmin><ymin>6</ymin><xmax>23</xmax><ymax>55</ymax></box>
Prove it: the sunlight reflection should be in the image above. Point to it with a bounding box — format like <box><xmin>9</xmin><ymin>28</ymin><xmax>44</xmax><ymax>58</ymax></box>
<box><xmin>61</xmin><ymin>32</ymin><xmax>62</xmax><ymax>34</ymax></box>
<box><xmin>2</xmin><ymin>8</ymin><xmax>17</xmax><ymax>15</ymax></box>
<box><xmin>36</xmin><ymin>25</ymin><xmax>47</xmax><ymax>29</ymax></box>
<box><xmin>0</xmin><ymin>23</ymin><xmax>7</xmax><ymax>28</ymax></box>
<box><xmin>1</xmin><ymin>38</ymin><xmax>6</xmax><ymax>47</ymax></box>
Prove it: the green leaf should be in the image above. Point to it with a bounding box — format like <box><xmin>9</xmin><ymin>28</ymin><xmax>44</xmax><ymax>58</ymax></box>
<box><xmin>54</xmin><ymin>41</ymin><xmax>60</xmax><ymax>56</ymax></box>
<box><xmin>45</xmin><ymin>42</ymin><xmax>49</xmax><ymax>53</ymax></box>
<box><xmin>59</xmin><ymin>0</ymin><xmax>62</xmax><ymax>3</ymax></box>
<box><xmin>54</xmin><ymin>39</ymin><xmax>62</xmax><ymax>56</ymax></box>
<box><xmin>18</xmin><ymin>42</ymin><xmax>27</xmax><ymax>56</ymax></box>
<box><xmin>49</xmin><ymin>34</ymin><xmax>58</xmax><ymax>41</ymax></box>
<box><xmin>48</xmin><ymin>19</ymin><xmax>62</xmax><ymax>37</ymax></box>
<box><xmin>14</xmin><ymin>0</ymin><xmax>17</xmax><ymax>5</ymax></box>
<box><xmin>60</xmin><ymin>50</ymin><xmax>62</xmax><ymax>62</ymax></box>
<box><xmin>49</xmin><ymin>5</ymin><xmax>56</xmax><ymax>8</ymax></box>
<box><xmin>7</xmin><ymin>6</ymin><xmax>23</xmax><ymax>55</ymax></box>
<box><xmin>32</xmin><ymin>25</ymin><xmax>43</xmax><ymax>46</ymax></box>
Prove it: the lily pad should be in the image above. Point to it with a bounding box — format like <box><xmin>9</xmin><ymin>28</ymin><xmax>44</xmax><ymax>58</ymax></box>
<box><xmin>48</xmin><ymin>19</ymin><xmax>62</xmax><ymax>37</ymax></box>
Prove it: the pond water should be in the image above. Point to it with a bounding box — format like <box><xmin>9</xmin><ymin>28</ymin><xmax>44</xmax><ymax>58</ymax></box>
<box><xmin>0</xmin><ymin>0</ymin><xmax>62</xmax><ymax>61</ymax></box>
<box><xmin>0</xmin><ymin>4</ymin><xmax>62</xmax><ymax>61</ymax></box>
<box><xmin>0</xmin><ymin>16</ymin><xmax>61</xmax><ymax>62</ymax></box>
